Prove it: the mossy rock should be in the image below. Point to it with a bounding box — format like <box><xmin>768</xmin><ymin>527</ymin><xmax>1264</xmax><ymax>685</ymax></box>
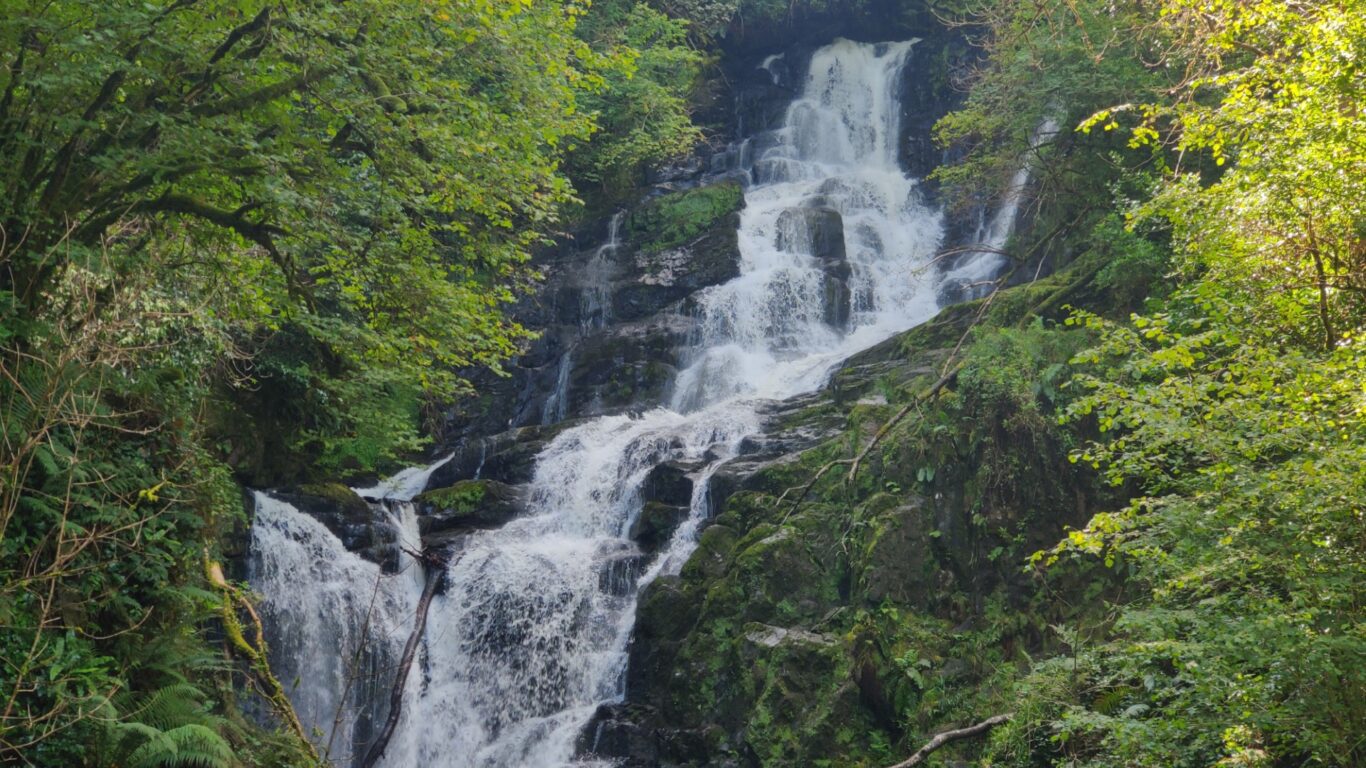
<box><xmin>627</xmin><ymin>182</ymin><xmax>745</xmax><ymax>254</ymax></box>
<box><xmin>294</xmin><ymin>482</ymin><xmax>370</xmax><ymax>518</ymax></box>
<box><xmin>416</xmin><ymin>479</ymin><xmax>524</xmax><ymax>547</ymax></box>
<box><xmin>418</xmin><ymin>479</ymin><xmax>487</xmax><ymax>513</ymax></box>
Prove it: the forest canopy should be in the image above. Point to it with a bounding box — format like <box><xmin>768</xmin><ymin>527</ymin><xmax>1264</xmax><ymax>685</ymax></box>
<box><xmin>0</xmin><ymin>0</ymin><xmax>702</xmax><ymax>763</ymax></box>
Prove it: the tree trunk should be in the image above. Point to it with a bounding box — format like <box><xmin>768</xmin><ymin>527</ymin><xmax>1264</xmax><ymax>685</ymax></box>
<box><xmin>359</xmin><ymin>552</ymin><xmax>443</xmax><ymax>768</ymax></box>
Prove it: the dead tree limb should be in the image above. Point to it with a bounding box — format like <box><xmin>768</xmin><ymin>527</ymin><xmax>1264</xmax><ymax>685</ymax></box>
<box><xmin>358</xmin><ymin>548</ymin><xmax>446</xmax><ymax>768</ymax></box>
<box><xmin>884</xmin><ymin>713</ymin><xmax>1012</xmax><ymax>768</ymax></box>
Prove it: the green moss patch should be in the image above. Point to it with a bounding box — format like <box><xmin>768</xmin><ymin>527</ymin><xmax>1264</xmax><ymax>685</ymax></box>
<box><xmin>627</xmin><ymin>182</ymin><xmax>744</xmax><ymax>254</ymax></box>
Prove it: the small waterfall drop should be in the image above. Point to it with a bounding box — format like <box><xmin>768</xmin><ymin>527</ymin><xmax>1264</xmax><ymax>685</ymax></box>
<box><xmin>248</xmin><ymin>492</ymin><xmax>425</xmax><ymax>767</ymax></box>
<box><xmin>251</xmin><ymin>38</ymin><xmax>1022</xmax><ymax>768</ymax></box>
<box><xmin>941</xmin><ymin>117</ymin><xmax>1061</xmax><ymax>299</ymax></box>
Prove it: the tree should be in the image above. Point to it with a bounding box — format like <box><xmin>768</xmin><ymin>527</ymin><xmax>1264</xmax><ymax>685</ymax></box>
<box><xmin>0</xmin><ymin>0</ymin><xmax>624</xmax><ymax>761</ymax></box>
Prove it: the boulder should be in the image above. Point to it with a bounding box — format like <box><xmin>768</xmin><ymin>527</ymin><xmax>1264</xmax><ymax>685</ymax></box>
<box><xmin>415</xmin><ymin>480</ymin><xmax>526</xmax><ymax>550</ymax></box>
<box><xmin>267</xmin><ymin>484</ymin><xmax>401</xmax><ymax>571</ymax></box>
<box><xmin>640</xmin><ymin>461</ymin><xmax>697</xmax><ymax>507</ymax></box>
<box><xmin>629</xmin><ymin>501</ymin><xmax>689</xmax><ymax>554</ymax></box>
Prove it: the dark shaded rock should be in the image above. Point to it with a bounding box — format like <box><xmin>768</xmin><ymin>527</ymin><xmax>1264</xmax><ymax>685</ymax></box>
<box><xmin>776</xmin><ymin>206</ymin><xmax>847</xmax><ymax>268</ymax></box>
<box><xmin>267</xmin><ymin>484</ymin><xmax>401</xmax><ymax>571</ymax></box>
<box><xmin>822</xmin><ymin>273</ymin><xmax>852</xmax><ymax>329</ymax></box>
<box><xmin>429</xmin><ymin>421</ymin><xmax>585</xmax><ymax>488</ymax></box>
<box><xmin>629</xmin><ymin>501</ymin><xmax>689</xmax><ymax>554</ymax></box>
<box><xmin>564</xmin><ymin>319</ymin><xmax>688</xmax><ymax>415</ymax></box>
<box><xmin>577</xmin><ymin>704</ymin><xmax>659</xmax><ymax>766</ymax></box>
<box><xmin>597</xmin><ymin>542</ymin><xmax>649</xmax><ymax>597</ymax></box>
<box><xmin>612</xmin><ymin>220</ymin><xmax>742</xmax><ymax>321</ymax></box>
<box><xmin>641</xmin><ymin>461</ymin><xmax>696</xmax><ymax>507</ymax></box>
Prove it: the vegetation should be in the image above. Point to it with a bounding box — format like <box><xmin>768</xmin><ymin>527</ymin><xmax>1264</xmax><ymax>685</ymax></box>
<box><xmin>0</xmin><ymin>0</ymin><xmax>706</xmax><ymax>764</ymax></box>
<box><xmin>2</xmin><ymin>0</ymin><xmax>1361</xmax><ymax>765</ymax></box>
<box><xmin>926</xmin><ymin>0</ymin><xmax>1366</xmax><ymax>764</ymax></box>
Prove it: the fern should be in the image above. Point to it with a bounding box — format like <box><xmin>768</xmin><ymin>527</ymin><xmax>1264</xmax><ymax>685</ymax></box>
<box><xmin>111</xmin><ymin>683</ymin><xmax>235</xmax><ymax>768</ymax></box>
<box><xmin>124</xmin><ymin>723</ymin><xmax>232</xmax><ymax>768</ymax></box>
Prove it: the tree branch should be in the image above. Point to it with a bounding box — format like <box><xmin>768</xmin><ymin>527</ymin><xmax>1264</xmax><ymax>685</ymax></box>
<box><xmin>884</xmin><ymin>714</ymin><xmax>1012</xmax><ymax>768</ymax></box>
<box><xmin>358</xmin><ymin>547</ymin><xmax>447</xmax><ymax>768</ymax></box>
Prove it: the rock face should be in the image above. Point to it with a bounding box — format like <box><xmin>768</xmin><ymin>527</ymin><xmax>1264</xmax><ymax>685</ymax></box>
<box><xmin>250</xmin><ymin>11</ymin><xmax>1046</xmax><ymax>766</ymax></box>
<box><xmin>572</xmin><ymin>275</ymin><xmax>1113</xmax><ymax>767</ymax></box>
<box><xmin>267</xmin><ymin>484</ymin><xmax>404</xmax><ymax>571</ymax></box>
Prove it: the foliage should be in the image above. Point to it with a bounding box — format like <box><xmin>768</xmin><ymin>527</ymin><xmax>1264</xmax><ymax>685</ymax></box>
<box><xmin>930</xmin><ymin>0</ymin><xmax>1169</xmax><ymax>220</ymax></box>
<box><xmin>939</xmin><ymin>1</ymin><xmax>1366</xmax><ymax>766</ymax></box>
<box><xmin>0</xmin><ymin>0</ymin><xmax>668</xmax><ymax>762</ymax></box>
<box><xmin>572</xmin><ymin>0</ymin><xmax>705</xmax><ymax>192</ymax></box>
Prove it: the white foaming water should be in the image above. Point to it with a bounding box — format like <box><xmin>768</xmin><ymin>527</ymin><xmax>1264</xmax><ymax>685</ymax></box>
<box><xmin>353</xmin><ymin>453</ymin><xmax>455</xmax><ymax>501</ymax></box>
<box><xmin>248</xmin><ymin>492</ymin><xmax>425</xmax><ymax>766</ymax></box>
<box><xmin>672</xmin><ymin>38</ymin><xmax>942</xmax><ymax>411</ymax></box>
<box><xmin>251</xmin><ymin>38</ymin><xmax>1018</xmax><ymax>768</ymax></box>
<box><xmin>941</xmin><ymin>117</ymin><xmax>1061</xmax><ymax>297</ymax></box>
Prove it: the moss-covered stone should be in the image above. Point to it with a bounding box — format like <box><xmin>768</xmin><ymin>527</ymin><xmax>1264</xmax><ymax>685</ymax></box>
<box><xmin>295</xmin><ymin>482</ymin><xmax>370</xmax><ymax>518</ymax></box>
<box><xmin>626</xmin><ymin>182</ymin><xmax>745</xmax><ymax>254</ymax></box>
<box><xmin>415</xmin><ymin>479</ymin><xmax>524</xmax><ymax>548</ymax></box>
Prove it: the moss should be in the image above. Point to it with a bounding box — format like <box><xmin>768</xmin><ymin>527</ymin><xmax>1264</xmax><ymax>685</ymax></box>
<box><xmin>295</xmin><ymin>482</ymin><xmax>368</xmax><ymax>517</ymax></box>
<box><xmin>626</xmin><ymin>181</ymin><xmax>744</xmax><ymax>254</ymax></box>
<box><xmin>417</xmin><ymin>479</ymin><xmax>488</xmax><ymax>514</ymax></box>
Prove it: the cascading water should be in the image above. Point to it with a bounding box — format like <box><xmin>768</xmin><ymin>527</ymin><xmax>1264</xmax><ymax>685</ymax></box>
<box><xmin>250</xmin><ymin>38</ymin><xmax>1017</xmax><ymax>768</ymax></box>
<box><xmin>940</xmin><ymin>117</ymin><xmax>1061</xmax><ymax>300</ymax></box>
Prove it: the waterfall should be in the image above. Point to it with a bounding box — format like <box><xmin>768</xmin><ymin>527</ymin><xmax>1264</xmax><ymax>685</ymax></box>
<box><xmin>250</xmin><ymin>38</ymin><xmax>1019</xmax><ymax>768</ymax></box>
<box><xmin>940</xmin><ymin>117</ymin><xmax>1061</xmax><ymax>299</ymax></box>
<box><xmin>248</xmin><ymin>493</ymin><xmax>425</xmax><ymax>767</ymax></box>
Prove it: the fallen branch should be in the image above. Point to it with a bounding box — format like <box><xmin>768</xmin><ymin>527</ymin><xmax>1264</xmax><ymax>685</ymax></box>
<box><xmin>205</xmin><ymin>556</ymin><xmax>318</xmax><ymax>763</ymax></box>
<box><xmin>358</xmin><ymin>547</ymin><xmax>447</xmax><ymax>768</ymax></box>
<box><xmin>885</xmin><ymin>713</ymin><xmax>1012</xmax><ymax>768</ymax></box>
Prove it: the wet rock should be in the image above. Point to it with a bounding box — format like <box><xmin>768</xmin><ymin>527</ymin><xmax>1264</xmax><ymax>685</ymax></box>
<box><xmin>597</xmin><ymin>542</ymin><xmax>649</xmax><ymax>597</ymax></box>
<box><xmin>415</xmin><ymin>479</ymin><xmax>526</xmax><ymax>550</ymax></box>
<box><xmin>776</xmin><ymin>206</ymin><xmax>847</xmax><ymax>266</ymax></box>
<box><xmin>430</xmin><ymin>421</ymin><xmax>583</xmax><ymax>488</ymax></box>
<box><xmin>629</xmin><ymin>501</ymin><xmax>689</xmax><ymax>554</ymax></box>
<box><xmin>641</xmin><ymin>461</ymin><xmax>696</xmax><ymax>507</ymax></box>
<box><xmin>776</xmin><ymin>206</ymin><xmax>852</xmax><ymax>330</ymax></box>
<box><xmin>577</xmin><ymin>704</ymin><xmax>659</xmax><ymax>766</ymax></box>
<box><xmin>564</xmin><ymin>319</ymin><xmax>687</xmax><ymax>415</ymax></box>
<box><xmin>267</xmin><ymin>484</ymin><xmax>401</xmax><ymax>571</ymax></box>
<box><xmin>612</xmin><ymin>225</ymin><xmax>741</xmax><ymax>320</ymax></box>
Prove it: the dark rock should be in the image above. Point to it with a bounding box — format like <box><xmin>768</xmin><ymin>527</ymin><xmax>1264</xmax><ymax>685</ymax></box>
<box><xmin>776</xmin><ymin>206</ymin><xmax>847</xmax><ymax>268</ymax></box>
<box><xmin>564</xmin><ymin>319</ymin><xmax>688</xmax><ymax>416</ymax></box>
<box><xmin>641</xmin><ymin>461</ymin><xmax>697</xmax><ymax>507</ymax></box>
<box><xmin>611</xmin><ymin>218</ymin><xmax>742</xmax><ymax>321</ymax></box>
<box><xmin>597</xmin><ymin>542</ymin><xmax>649</xmax><ymax>597</ymax></box>
<box><xmin>629</xmin><ymin>501</ymin><xmax>689</xmax><ymax>554</ymax></box>
<box><xmin>267</xmin><ymin>484</ymin><xmax>401</xmax><ymax>571</ymax></box>
<box><xmin>776</xmin><ymin>206</ymin><xmax>853</xmax><ymax>330</ymax></box>
<box><xmin>577</xmin><ymin>704</ymin><xmax>659</xmax><ymax>766</ymax></box>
